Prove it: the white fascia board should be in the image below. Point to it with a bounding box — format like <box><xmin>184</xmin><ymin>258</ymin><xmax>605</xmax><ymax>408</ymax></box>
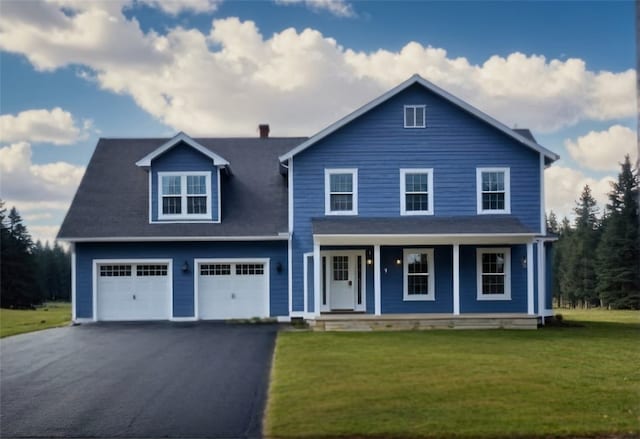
<box><xmin>135</xmin><ymin>132</ymin><xmax>230</xmax><ymax>167</ymax></box>
<box><xmin>61</xmin><ymin>235</ymin><xmax>289</xmax><ymax>243</ymax></box>
<box><xmin>279</xmin><ymin>74</ymin><xmax>559</xmax><ymax>163</ymax></box>
<box><xmin>313</xmin><ymin>233</ymin><xmax>536</xmax><ymax>246</ymax></box>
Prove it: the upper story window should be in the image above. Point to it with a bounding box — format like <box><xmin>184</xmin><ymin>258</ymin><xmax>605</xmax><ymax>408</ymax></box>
<box><xmin>404</xmin><ymin>105</ymin><xmax>426</xmax><ymax>128</ymax></box>
<box><xmin>476</xmin><ymin>248</ymin><xmax>511</xmax><ymax>300</ymax></box>
<box><xmin>325</xmin><ymin>169</ymin><xmax>358</xmax><ymax>215</ymax></box>
<box><xmin>476</xmin><ymin>167</ymin><xmax>511</xmax><ymax>214</ymax></box>
<box><xmin>158</xmin><ymin>171</ymin><xmax>211</xmax><ymax>220</ymax></box>
<box><xmin>403</xmin><ymin>248</ymin><xmax>435</xmax><ymax>301</ymax></box>
<box><xmin>400</xmin><ymin>168</ymin><xmax>434</xmax><ymax>215</ymax></box>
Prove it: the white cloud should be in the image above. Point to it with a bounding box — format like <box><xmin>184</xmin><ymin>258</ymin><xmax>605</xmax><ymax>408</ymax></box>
<box><xmin>28</xmin><ymin>225</ymin><xmax>61</xmax><ymax>245</ymax></box>
<box><xmin>275</xmin><ymin>0</ymin><xmax>356</xmax><ymax>17</ymax></box>
<box><xmin>0</xmin><ymin>107</ymin><xmax>90</xmax><ymax>145</ymax></box>
<box><xmin>137</xmin><ymin>0</ymin><xmax>222</xmax><ymax>15</ymax></box>
<box><xmin>545</xmin><ymin>165</ymin><xmax>614</xmax><ymax>220</ymax></box>
<box><xmin>565</xmin><ymin>125</ymin><xmax>637</xmax><ymax>171</ymax></box>
<box><xmin>0</xmin><ymin>142</ymin><xmax>84</xmax><ymax>207</ymax></box>
<box><xmin>0</xmin><ymin>4</ymin><xmax>634</xmax><ymax>137</ymax></box>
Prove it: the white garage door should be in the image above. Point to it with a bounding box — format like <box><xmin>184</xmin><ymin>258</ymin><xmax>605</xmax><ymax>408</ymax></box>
<box><xmin>96</xmin><ymin>262</ymin><xmax>171</xmax><ymax>321</ymax></box>
<box><xmin>197</xmin><ymin>261</ymin><xmax>269</xmax><ymax>319</ymax></box>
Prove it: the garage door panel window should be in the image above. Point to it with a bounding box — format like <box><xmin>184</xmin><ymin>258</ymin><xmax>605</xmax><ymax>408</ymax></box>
<box><xmin>100</xmin><ymin>265</ymin><xmax>132</xmax><ymax>277</ymax></box>
<box><xmin>236</xmin><ymin>264</ymin><xmax>264</xmax><ymax>275</ymax></box>
<box><xmin>136</xmin><ymin>265</ymin><xmax>168</xmax><ymax>276</ymax></box>
<box><xmin>200</xmin><ymin>264</ymin><xmax>231</xmax><ymax>276</ymax></box>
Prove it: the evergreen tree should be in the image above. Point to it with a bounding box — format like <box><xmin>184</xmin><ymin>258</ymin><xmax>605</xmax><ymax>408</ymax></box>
<box><xmin>561</xmin><ymin>186</ymin><xmax>601</xmax><ymax>307</ymax></box>
<box><xmin>596</xmin><ymin>156</ymin><xmax>640</xmax><ymax>309</ymax></box>
<box><xmin>0</xmin><ymin>203</ymin><xmax>41</xmax><ymax>307</ymax></box>
<box><xmin>555</xmin><ymin>216</ymin><xmax>573</xmax><ymax>306</ymax></box>
<box><xmin>546</xmin><ymin>210</ymin><xmax>559</xmax><ymax>234</ymax></box>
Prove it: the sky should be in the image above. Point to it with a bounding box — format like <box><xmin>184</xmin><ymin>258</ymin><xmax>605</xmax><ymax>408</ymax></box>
<box><xmin>0</xmin><ymin>0</ymin><xmax>637</xmax><ymax>244</ymax></box>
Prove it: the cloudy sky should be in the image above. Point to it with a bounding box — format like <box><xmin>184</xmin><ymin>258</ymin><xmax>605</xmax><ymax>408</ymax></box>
<box><xmin>0</xmin><ymin>0</ymin><xmax>637</xmax><ymax>243</ymax></box>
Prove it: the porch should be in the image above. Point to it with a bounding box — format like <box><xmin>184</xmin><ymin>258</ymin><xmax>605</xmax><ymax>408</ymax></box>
<box><xmin>309</xmin><ymin>312</ymin><xmax>539</xmax><ymax>331</ymax></box>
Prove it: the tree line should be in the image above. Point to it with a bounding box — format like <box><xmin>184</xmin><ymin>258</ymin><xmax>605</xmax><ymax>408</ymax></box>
<box><xmin>1</xmin><ymin>200</ymin><xmax>71</xmax><ymax>308</ymax></box>
<box><xmin>548</xmin><ymin>155</ymin><xmax>640</xmax><ymax>309</ymax></box>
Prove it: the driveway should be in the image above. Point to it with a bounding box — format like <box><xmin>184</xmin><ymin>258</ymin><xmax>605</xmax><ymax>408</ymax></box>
<box><xmin>0</xmin><ymin>322</ymin><xmax>278</xmax><ymax>438</ymax></box>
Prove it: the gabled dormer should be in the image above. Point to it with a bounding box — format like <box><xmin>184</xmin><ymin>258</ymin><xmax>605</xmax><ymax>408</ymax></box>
<box><xmin>136</xmin><ymin>132</ymin><xmax>230</xmax><ymax>223</ymax></box>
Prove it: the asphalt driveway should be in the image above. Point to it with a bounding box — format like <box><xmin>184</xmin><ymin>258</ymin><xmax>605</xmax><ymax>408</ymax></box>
<box><xmin>0</xmin><ymin>322</ymin><xmax>278</xmax><ymax>438</ymax></box>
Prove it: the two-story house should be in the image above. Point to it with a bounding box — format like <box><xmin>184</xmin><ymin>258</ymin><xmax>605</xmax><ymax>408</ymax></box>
<box><xmin>58</xmin><ymin>74</ymin><xmax>559</xmax><ymax>329</ymax></box>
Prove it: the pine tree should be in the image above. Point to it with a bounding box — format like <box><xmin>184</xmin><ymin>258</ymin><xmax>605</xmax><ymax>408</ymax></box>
<box><xmin>0</xmin><ymin>203</ymin><xmax>41</xmax><ymax>307</ymax></box>
<box><xmin>596</xmin><ymin>155</ymin><xmax>640</xmax><ymax>309</ymax></box>
<box><xmin>562</xmin><ymin>186</ymin><xmax>601</xmax><ymax>307</ymax></box>
<box><xmin>547</xmin><ymin>210</ymin><xmax>559</xmax><ymax>234</ymax></box>
<box><xmin>555</xmin><ymin>216</ymin><xmax>573</xmax><ymax>307</ymax></box>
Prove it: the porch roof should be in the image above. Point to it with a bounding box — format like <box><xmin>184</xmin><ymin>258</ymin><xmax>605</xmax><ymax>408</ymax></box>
<box><xmin>312</xmin><ymin>216</ymin><xmax>537</xmax><ymax>245</ymax></box>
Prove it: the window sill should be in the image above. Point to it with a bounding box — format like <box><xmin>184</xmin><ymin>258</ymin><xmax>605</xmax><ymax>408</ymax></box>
<box><xmin>476</xmin><ymin>295</ymin><xmax>512</xmax><ymax>301</ymax></box>
<box><xmin>401</xmin><ymin>210</ymin><xmax>434</xmax><ymax>216</ymax></box>
<box><xmin>477</xmin><ymin>210</ymin><xmax>511</xmax><ymax>215</ymax></box>
<box><xmin>403</xmin><ymin>295</ymin><xmax>435</xmax><ymax>301</ymax></box>
<box><xmin>325</xmin><ymin>211</ymin><xmax>358</xmax><ymax>216</ymax></box>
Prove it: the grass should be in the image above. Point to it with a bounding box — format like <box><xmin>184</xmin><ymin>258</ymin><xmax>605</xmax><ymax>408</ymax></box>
<box><xmin>0</xmin><ymin>302</ymin><xmax>71</xmax><ymax>338</ymax></box>
<box><xmin>265</xmin><ymin>309</ymin><xmax>640</xmax><ymax>438</ymax></box>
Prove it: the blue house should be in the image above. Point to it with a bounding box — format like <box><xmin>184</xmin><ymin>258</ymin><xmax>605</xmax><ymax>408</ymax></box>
<box><xmin>58</xmin><ymin>75</ymin><xmax>559</xmax><ymax>329</ymax></box>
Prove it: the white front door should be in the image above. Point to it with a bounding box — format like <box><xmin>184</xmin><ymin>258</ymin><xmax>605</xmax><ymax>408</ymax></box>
<box><xmin>323</xmin><ymin>251</ymin><xmax>366</xmax><ymax>312</ymax></box>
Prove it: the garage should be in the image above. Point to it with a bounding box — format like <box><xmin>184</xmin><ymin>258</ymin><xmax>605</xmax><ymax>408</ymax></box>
<box><xmin>196</xmin><ymin>259</ymin><xmax>269</xmax><ymax>320</ymax></box>
<box><xmin>95</xmin><ymin>260</ymin><xmax>172</xmax><ymax>321</ymax></box>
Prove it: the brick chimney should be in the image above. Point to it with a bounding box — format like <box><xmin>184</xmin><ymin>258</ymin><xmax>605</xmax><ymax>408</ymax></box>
<box><xmin>259</xmin><ymin>124</ymin><xmax>270</xmax><ymax>138</ymax></box>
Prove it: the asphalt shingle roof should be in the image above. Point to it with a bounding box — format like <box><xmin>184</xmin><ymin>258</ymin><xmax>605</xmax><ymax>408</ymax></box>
<box><xmin>57</xmin><ymin>137</ymin><xmax>306</xmax><ymax>239</ymax></box>
<box><xmin>312</xmin><ymin>215</ymin><xmax>536</xmax><ymax>235</ymax></box>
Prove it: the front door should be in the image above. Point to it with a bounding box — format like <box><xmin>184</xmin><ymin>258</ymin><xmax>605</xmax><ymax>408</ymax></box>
<box><xmin>330</xmin><ymin>254</ymin><xmax>354</xmax><ymax>310</ymax></box>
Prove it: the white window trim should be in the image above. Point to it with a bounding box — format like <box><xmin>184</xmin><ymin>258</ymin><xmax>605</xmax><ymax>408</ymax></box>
<box><xmin>403</xmin><ymin>248</ymin><xmax>435</xmax><ymax>301</ymax></box>
<box><xmin>403</xmin><ymin>105</ymin><xmax>426</xmax><ymax>128</ymax></box>
<box><xmin>158</xmin><ymin>171</ymin><xmax>212</xmax><ymax>220</ymax></box>
<box><xmin>400</xmin><ymin>168</ymin><xmax>434</xmax><ymax>215</ymax></box>
<box><xmin>324</xmin><ymin>168</ymin><xmax>358</xmax><ymax>216</ymax></box>
<box><xmin>476</xmin><ymin>167</ymin><xmax>511</xmax><ymax>214</ymax></box>
<box><xmin>476</xmin><ymin>247</ymin><xmax>511</xmax><ymax>301</ymax></box>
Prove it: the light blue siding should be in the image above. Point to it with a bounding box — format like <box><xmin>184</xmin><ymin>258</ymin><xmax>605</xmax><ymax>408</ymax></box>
<box><xmin>75</xmin><ymin>241</ymin><xmax>288</xmax><ymax>319</ymax></box>
<box><xmin>150</xmin><ymin>142</ymin><xmax>219</xmax><ymax>222</ymax></box>
<box><xmin>292</xmin><ymin>83</ymin><xmax>541</xmax><ymax>311</ymax></box>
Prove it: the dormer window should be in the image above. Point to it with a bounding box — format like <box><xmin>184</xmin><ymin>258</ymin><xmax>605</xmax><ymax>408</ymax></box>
<box><xmin>404</xmin><ymin>105</ymin><xmax>426</xmax><ymax>128</ymax></box>
<box><xmin>158</xmin><ymin>172</ymin><xmax>211</xmax><ymax>220</ymax></box>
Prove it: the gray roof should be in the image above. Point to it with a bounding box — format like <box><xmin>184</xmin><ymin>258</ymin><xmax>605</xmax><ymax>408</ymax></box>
<box><xmin>58</xmin><ymin>137</ymin><xmax>306</xmax><ymax>240</ymax></box>
<box><xmin>513</xmin><ymin>128</ymin><xmax>537</xmax><ymax>143</ymax></box>
<box><xmin>312</xmin><ymin>216</ymin><xmax>536</xmax><ymax>235</ymax></box>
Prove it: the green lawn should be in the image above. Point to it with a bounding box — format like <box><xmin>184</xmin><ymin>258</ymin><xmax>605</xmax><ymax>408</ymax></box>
<box><xmin>265</xmin><ymin>310</ymin><xmax>640</xmax><ymax>438</ymax></box>
<box><xmin>0</xmin><ymin>302</ymin><xmax>71</xmax><ymax>338</ymax></box>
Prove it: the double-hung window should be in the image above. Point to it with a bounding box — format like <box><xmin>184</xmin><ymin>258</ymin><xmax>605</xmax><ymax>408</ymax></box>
<box><xmin>476</xmin><ymin>248</ymin><xmax>511</xmax><ymax>300</ymax></box>
<box><xmin>158</xmin><ymin>172</ymin><xmax>211</xmax><ymax>220</ymax></box>
<box><xmin>400</xmin><ymin>168</ymin><xmax>433</xmax><ymax>215</ymax></box>
<box><xmin>403</xmin><ymin>248</ymin><xmax>435</xmax><ymax>301</ymax></box>
<box><xmin>404</xmin><ymin>105</ymin><xmax>426</xmax><ymax>128</ymax></box>
<box><xmin>325</xmin><ymin>169</ymin><xmax>358</xmax><ymax>215</ymax></box>
<box><xmin>477</xmin><ymin>167</ymin><xmax>510</xmax><ymax>214</ymax></box>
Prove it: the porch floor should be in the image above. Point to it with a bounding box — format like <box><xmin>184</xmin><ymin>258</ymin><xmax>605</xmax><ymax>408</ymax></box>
<box><xmin>309</xmin><ymin>313</ymin><xmax>538</xmax><ymax>331</ymax></box>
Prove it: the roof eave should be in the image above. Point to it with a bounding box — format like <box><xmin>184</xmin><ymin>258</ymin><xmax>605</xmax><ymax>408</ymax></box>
<box><xmin>135</xmin><ymin>132</ymin><xmax>231</xmax><ymax>168</ymax></box>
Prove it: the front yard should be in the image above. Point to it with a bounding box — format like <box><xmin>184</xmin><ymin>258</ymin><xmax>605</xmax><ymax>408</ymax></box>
<box><xmin>0</xmin><ymin>302</ymin><xmax>71</xmax><ymax>338</ymax></box>
<box><xmin>265</xmin><ymin>310</ymin><xmax>640</xmax><ymax>438</ymax></box>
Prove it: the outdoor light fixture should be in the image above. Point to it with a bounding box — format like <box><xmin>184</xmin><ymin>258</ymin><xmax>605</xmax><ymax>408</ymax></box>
<box><xmin>276</xmin><ymin>262</ymin><xmax>283</xmax><ymax>273</ymax></box>
<box><xmin>182</xmin><ymin>261</ymin><xmax>190</xmax><ymax>273</ymax></box>
<box><xmin>395</xmin><ymin>258</ymin><xmax>402</xmax><ymax>265</ymax></box>
<box><xmin>521</xmin><ymin>257</ymin><xmax>527</xmax><ymax>268</ymax></box>
<box><xmin>366</xmin><ymin>249</ymin><xmax>373</xmax><ymax>265</ymax></box>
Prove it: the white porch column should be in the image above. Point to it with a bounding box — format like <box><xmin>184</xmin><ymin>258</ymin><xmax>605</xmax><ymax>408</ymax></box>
<box><xmin>374</xmin><ymin>244</ymin><xmax>381</xmax><ymax>315</ymax></box>
<box><xmin>527</xmin><ymin>242</ymin><xmax>534</xmax><ymax>315</ymax></box>
<box><xmin>71</xmin><ymin>243</ymin><xmax>76</xmax><ymax>322</ymax></box>
<box><xmin>453</xmin><ymin>243</ymin><xmax>460</xmax><ymax>315</ymax></box>
<box><xmin>537</xmin><ymin>240</ymin><xmax>546</xmax><ymax>319</ymax></box>
<box><xmin>313</xmin><ymin>243</ymin><xmax>321</xmax><ymax>317</ymax></box>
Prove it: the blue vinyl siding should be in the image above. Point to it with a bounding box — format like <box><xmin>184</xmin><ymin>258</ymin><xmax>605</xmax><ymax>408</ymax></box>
<box><xmin>75</xmin><ymin>241</ymin><xmax>287</xmax><ymax>319</ymax></box>
<box><xmin>380</xmin><ymin>246</ymin><xmax>453</xmax><ymax>313</ymax></box>
<box><xmin>459</xmin><ymin>244</ymin><xmax>528</xmax><ymax>313</ymax></box>
<box><xmin>150</xmin><ymin>142</ymin><xmax>219</xmax><ymax>222</ymax></box>
<box><xmin>292</xmin><ymin>83</ymin><xmax>541</xmax><ymax>310</ymax></box>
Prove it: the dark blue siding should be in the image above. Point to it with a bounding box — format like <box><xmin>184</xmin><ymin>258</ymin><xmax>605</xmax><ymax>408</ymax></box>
<box><xmin>150</xmin><ymin>142</ymin><xmax>219</xmax><ymax>222</ymax></box>
<box><xmin>306</xmin><ymin>254</ymin><xmax>314</xmax><ymax>313</ymax></box>
<box><xmin>459</xmin><ymin>244</ymin><xmax>528</xmax><ymax>313</ymax></box>
<box><xmin>380</xmin><ymin>246</ymin><xmax>453</xmax><ymax>313</ymax></box>
<box><xmin>75</xmin><ymin>241</ymin><xmax>288</xmax><ymax>319</ymax></box>
<box><xmin>292</xmin><ymin>84</ymin><xmax>541</xmax><ymax>310</ymax></box>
